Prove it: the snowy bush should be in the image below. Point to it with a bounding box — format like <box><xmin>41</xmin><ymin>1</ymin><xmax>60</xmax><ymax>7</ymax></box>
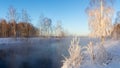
<box><xmin>85</xmin><ymin>42</ymin><xmax>95</xmax><ymax>64</ymax></box>
<box><xmin>61</xmin><ymin>37</ymin><xmax>83</xmax><ymax>68</ymax></box>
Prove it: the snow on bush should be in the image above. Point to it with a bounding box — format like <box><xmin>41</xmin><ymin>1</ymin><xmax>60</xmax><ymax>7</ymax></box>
<box><xmin>61</xmin><ymin>38</ymin><xmax>113</xmax><ymax>68</ymax></box>
<box><xmin>61</xmin><ymin>37</ymin><xmax>83</xmax><ymax>68</ymax></box>
<box><xmin>85</xmin><ymin>42</ymin><xmax>95</xmax><ymax>64</ymax></box>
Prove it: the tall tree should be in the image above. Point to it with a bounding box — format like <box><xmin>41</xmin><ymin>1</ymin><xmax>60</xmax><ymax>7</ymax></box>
<box><xmin>43</xmin><ymin>17</ymin><xmax>52</xmax><ymax>37</ymax></box>
<box><xmin>9</xmin><ymin>21</ymin><xmax>17</xmax><ymax>37</ymax></box>
<box><xmin>6</xmin><ymin>6</ymin><xmax>19</xmax><ymax>22</ymax></box>
<box><xmin>39</xmin><ymin>15</ymin><xmax>52</xmax><ymax>37</ymax></box>
<box><xmin>21</xmin><ymin>9</ymin><xmax>31</xmax><ymax>23</ymax></box>
<box><xmin>86</xmin><ymin>0</ymin><xmax>114</xmax><ymax>64</ymax></box>
<box><xmin>21</xmin><ymin>9</ymin><xmax>31</xmax><ymax>37</ymax></box>
<box><xmin>86</xmin><ymin>0</ymin><xmax>114</xmax><ymax>44</ymax></box>
<box><xmin>0</xmin><ymin>19</ymin><xmax>8</xmax><ymax>37</ymax></box>
<box><xmin>55</xmin><ymin>21</ymin><xmax>64</xmax><ymax>37</ymax></box>
<box><xmin>6</xmin><ymin>6</ymin><xmax>19</xmax><ymax>37</ymax></box>
<box><xmin>38</xmin><ymin>14</ymin><xmax>45</xmax><ymax>36</ymax></box>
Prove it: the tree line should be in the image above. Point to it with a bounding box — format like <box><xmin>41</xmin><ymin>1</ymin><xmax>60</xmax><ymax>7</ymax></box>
<box><xmin>39</xmin><ymin>15</ymin><xmax>67</xmax><ymax>38</ymax></box>
<box><xmin>0</xmin><ymin>6</ymin><xmax>67</xmax><ymax>38</ymax></box>
<box><xmin>0</xmin><ymin>19</ymin><xmax>38</xmax><ymax>37</ymax></box>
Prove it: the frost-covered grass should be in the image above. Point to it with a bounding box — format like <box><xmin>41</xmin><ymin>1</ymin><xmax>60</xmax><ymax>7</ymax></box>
<box><xmin>62</xmin><ymin>37</ymin><xmax>120</xmax><ymax>68</ymax></box>
<box><xmin>62</xmin><ymin>37</ymin><xmax>83</xmax><ymax>68</ymax></box>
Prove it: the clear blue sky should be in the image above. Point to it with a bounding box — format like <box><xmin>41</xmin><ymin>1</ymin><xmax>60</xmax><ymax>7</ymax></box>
<box><xmin>0</xmin><ymin>0</ymin><xmax>120</xmax><ymax>36</ymax></box>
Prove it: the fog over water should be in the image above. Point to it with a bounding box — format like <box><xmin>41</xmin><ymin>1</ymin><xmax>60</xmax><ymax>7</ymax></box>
<box><xmin>0</xmin><ymin>37</ymin><xmax>102</xmax><ymax>68</ymax></box>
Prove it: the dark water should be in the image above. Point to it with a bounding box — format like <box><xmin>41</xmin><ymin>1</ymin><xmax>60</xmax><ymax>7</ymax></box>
<box><xmin>0</xmin><ymin>37</ymin><xmax>100</xmax><ymax>68</ymax></box>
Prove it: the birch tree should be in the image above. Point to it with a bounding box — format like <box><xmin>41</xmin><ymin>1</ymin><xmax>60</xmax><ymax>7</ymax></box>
<box><xmin>86</xmin><ymin>0</ymin><xmax>114</xmax><ymax>64</ymax></box>
<box><xmin>39</xmin><ymin>15</ymin><xmax>52</xmax><ymax>37</ymax></box>
<box><xmin>6</xmin><ymin>6</ymin><xmax>19</xmax><ymax>37</ymax></box>
<box><xmin>38</xmin><ymin>15</ymin><xmax>44</xmax><ymax>36</ymax></box>
<box><xmin>21</xmin><ymin>9</ymin><xmax>31</xmax><ymax>37</ymax></box>
<box><xmin>87</xmin><ymin>0</ymin><xmax>114</xmax><ymax>44</ymax></box>
<box><xmin>6</xmin><ymin>6</ymin><xmax>19</xmax><ymax>22</ymax></box>
<box><xmin>55</xmin><ymin>21</ymin><xmax>64</xmax><ymax>37</ymax></box>
<box><xmin>43</xmin><ymin>17</ymin><xmax>52</xmax><ymax>37</ymax></box>
<box><xmin>21</xmin><ymin>9</ymin><xmax>31</xmax><ymax>23</ymax></box>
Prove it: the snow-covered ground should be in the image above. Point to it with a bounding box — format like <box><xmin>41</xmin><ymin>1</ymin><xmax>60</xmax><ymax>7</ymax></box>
<box><xmin>81</xmin><ymin>39</ymin><xmax>120</xmax><ymax>68</ymax></box>
<box><xmin>103</xmin><ymin>40</ymin><xmax>120</xmax><ymax>68</ymax></box>
<box><xmin>61</xmin><ymin>37</ymin><xmax>120</xmax><ymax>68</ymax></box>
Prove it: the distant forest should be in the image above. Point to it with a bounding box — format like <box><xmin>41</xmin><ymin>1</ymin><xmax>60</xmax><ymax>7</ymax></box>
<box><xmin>0</xmin><ymin>19</ymin><xmax>38</xmax><ymax>37</ymax></box>
<box><xmin>0</xmin><ymin>6</ymin><xmax>66</xmax><ymax>38</ymax></box>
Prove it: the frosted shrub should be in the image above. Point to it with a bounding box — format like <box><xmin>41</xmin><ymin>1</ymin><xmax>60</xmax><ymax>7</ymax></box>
<box><xmin>85</xmin><ymin>42</ymin><xmax>95</xmax><ymax>64</ymax></box>
<box><xmin>61</xmin><ymin>37</ymin><xmax>82</xmax><ymax>68</ymax></box>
